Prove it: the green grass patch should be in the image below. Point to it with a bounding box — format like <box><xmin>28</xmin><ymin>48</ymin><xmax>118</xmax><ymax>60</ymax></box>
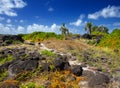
<box><xmin>41</xmin><ymin>50</ymin><xmax>56</xmax><ymax>58</ymax></box>
<box><xmin>0</xmin><ymin>55</ymin><xmax>14</xmax><ymax>65</ymax></box>
<box><xmin>0</xmin><ymin>69</ymin><xmax>8</xmax><ymax>81</ymax></box>
<box><xmin>20</xmin><ymin>82</ymin><xmax>36</xmax><ymax>88</ymax></box>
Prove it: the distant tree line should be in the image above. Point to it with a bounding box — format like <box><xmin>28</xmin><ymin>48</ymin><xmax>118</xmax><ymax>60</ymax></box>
<box><xmin>85</xmin><ymin>22</ymin><xmax>109</xmax><ymax>35</ymax></box>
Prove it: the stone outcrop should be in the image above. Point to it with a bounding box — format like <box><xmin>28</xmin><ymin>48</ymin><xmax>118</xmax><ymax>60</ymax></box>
<box><xmin>0</xmin><ymin>34</ymin><xmax>23</xmax><ymax>46</ymax></box>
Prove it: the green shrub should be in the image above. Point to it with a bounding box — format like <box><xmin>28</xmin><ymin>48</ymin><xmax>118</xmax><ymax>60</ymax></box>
<box><xmin>22</xmin><ymin>32</ymin><xmax>63</xmax><ymax>42</ymax></box>
<box><xmin>98</xmin><ymin>29</ymin><xmax>120</xmax><ymax>50</ymax></box>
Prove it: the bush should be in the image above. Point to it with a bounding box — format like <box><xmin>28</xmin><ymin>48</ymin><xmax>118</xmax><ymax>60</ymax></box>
<box><xmin>22</xmin><ymin>32</ymin><xmax>63</xmax><ymax>42</ymax></box>
<box><xmin>98</xmin><ymin>29</ymin><xmax>120</xmax><ymax>50</ymax></box>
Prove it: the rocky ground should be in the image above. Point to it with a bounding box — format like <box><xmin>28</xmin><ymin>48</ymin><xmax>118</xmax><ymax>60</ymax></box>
<box><xmin>0</xmin><ymin>35</ymin><xmax>120</xmax><ymax>88</ymax></box>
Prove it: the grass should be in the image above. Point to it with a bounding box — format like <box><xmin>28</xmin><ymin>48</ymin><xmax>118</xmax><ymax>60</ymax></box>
<box><xmin>77</xmin><ymin>46</ymin><xmax>120</xmax><ymax>73</ymax></box>
<box><xmin>40</xmin><ymin>50</ymin><xmax>56</xmax><ymax>58</ymax></box>
<box><xmin>0</xmin><ymin>69</ymin><xmax>8</xmax><ymax>81</ymax></box>
<box><xmin>20</xmin><ymin>82</ymin><xmax>36</xmax><ymax>88</ymax></box>
<box><xmin>0</xmin><ymin>55</ymin><xmax>14</xmax><ymax>65</ymax></box>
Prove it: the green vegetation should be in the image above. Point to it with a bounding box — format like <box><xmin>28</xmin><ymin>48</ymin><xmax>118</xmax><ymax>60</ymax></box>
<box><xmin>22</xmin><ymin>32</ymin><xmax>63</xmax><ymax>42</ymax></box>
<box><xmin>40</xmin><ymin>50</ymin><xmax>56</xmax><ymax>58</ymax></box>
<box><xmin>98</xmin><ymin>29</ymin><xmax>120</xmax><ymax>50</ymax></box>
<box><xmin>0</xmin><ymin>69</ymin><xmax>8</xmax><ymax>81</ymax></box>
<box><xmin>77</xmin><ymin>47</ymin><xmax>120</xmax><ymax>73</ymax></box>
<box><xmin>85</xmin><ymin>22</ymin><xmax>93</xmax><ymax>34</ymax></box>
<box><xmin>84</xmin><ymin>22</ymin><xmax>109</xmax><ymax>35</ymax></box>
<box><xmin>0</xmin><ymin>55</ymin><xmax>14</xmax><ymax>65</ymax></box>
<box><xmin>60</xmin><ymin>23</ymin><xmax>69</xmax><ymax>36</ymax></box>
<box><xmin>15</xmin><ymin>70</ymin><xmax>38</xmax><ymax>81</ymax></box>
<box><xmin>20</xmin><ymin>82</ymin><xmax>36</xmax><ymax>88</ymax></box>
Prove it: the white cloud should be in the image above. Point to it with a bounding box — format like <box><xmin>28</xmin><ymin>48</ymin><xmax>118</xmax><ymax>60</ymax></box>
<box><xmin>0</xmin><ymin>0</ymin><xmax>27</xmax><ymax>16</ymax></box>
<box><xmin>70</xmin><ymin>14</ymin><xmax>85</xmax><ymax>26</ymax></box>
<box><xmin>113</xmin><ymin>22</ymin><xmax>120</xmax><ymax>26</ymax></box>
<box><xmin>6</xmin><ymin>19</ymin><xmax>11</xmax><ymax>23</ymax></box>
<box><xmin>88</xmin><ymin>5</ymin><xmax>120</xmax><ymax>19</ymax></box>
<box><xmin>27</xmin><ymin>23</ymin><xmax>60</xmax><ymax>33</ymax></box>
<box><xmin>0</xmin><ymin>23</ymin><xmax>61</xmax><ymax>34</ymax></box>
<box><xmin>17</xmin><ymin>26</ymin><xmax>25</xmax><ymax>33</ymax></box>
<box><xmin>0</xmin><ymin>23</ymin><xmax>15</xmax><ymax>34</ymax></box>
<box><xmin>48</xmin><ymin>7</ymin><xmax>54</xmax><ymax>12</ymax></box>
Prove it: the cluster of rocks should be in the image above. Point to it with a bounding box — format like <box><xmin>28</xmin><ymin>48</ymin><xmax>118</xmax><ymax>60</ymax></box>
<box><xmin>0</xmin><ymin>34</ymin><xmax>23</xmax><ymax>46</ymax></box>
<box><xmin>0</xmin><ymin>46</ymin><xmax>114</xmax><ymax>88</ymax></box>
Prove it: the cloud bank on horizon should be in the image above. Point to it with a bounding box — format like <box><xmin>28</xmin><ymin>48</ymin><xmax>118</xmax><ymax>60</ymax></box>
<box><xmin>0</xmin><ymin>0</ymin><xmax>120</xmax><ymax>34</ymax></box>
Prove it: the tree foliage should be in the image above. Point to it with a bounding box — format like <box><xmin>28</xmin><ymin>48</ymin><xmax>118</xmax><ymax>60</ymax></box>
<box><xmin>85</xmin><ymin>22</ymin><xmax>93</xmax><ymax>34</ymax></box>
<box><xmin>60</xmin><ymin>23</ymin><xmax>69</xmax><ymax>36</ymax></box>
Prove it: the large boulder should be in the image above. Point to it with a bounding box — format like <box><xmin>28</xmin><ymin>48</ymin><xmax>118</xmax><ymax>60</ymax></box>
<box><xmin>82</xmin><ymin>34</ymin><xmax>92</xmax><ymax>39</ymax></box>
<box><xmin>53</xmin><ymin>55</ymin><xmax>70</xmax><ymax>70</ymax></box>
<box><xmin>8</xmin><ymin>59</ymin><xmax>38</xmax><ymax>77</ymax></box>
<box><xmin>79</xmin><ymin>70</ymin><xmax>110</xmax><ymax>88</ymax></box>
<box><xmin>71</xmin><ymin>65</ymin><xmax>83</xmax><ymax>76</ymax></box>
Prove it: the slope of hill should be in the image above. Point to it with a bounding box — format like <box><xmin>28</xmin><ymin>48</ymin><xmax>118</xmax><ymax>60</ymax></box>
<box><xmin>0</xmin><ymin>32</ymin><xmax>120</xmax><ymax>88</ymax></box>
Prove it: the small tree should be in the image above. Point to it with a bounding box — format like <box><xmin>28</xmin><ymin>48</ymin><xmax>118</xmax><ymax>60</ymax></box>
<box><xmin>85</xmin><ymin>22</ymin><xmax>93</xmax><ymax>35</ymax></box>
<box><xmin>60</xmin><ymin>23</ymin><xmax>69</xmax><ymax>36</ymax></box>
<box><xmin>97</xmin><ymin>26</ymin><xmax>109</xmax><ymax>33</ymax></box>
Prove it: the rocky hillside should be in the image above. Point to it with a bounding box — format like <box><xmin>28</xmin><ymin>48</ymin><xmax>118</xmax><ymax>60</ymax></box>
<box><xmin>0</xmin><ymin>34</ymin><xmax>120</xmax><ymax>88</ymax></box>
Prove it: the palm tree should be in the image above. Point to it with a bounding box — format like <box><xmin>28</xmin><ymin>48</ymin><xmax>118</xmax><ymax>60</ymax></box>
<box><xmin>60</xmin><ymin>23</ymin><xmax>69</xmax><ymax>36</ymax></box>
<box><xmin>85</xmin><ymin>22</ymin><xmax>93</xmax><ymax>35</ymax></box>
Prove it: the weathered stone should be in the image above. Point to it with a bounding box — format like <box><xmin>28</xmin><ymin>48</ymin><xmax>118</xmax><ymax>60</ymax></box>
<box><xmin>71</xmin><ymin>65</ymin><xmax>83</xmax><ymax>76</ymax></box>
<box><xmin>53</xmin><ymin>55</ymin><xmax>70</xmax><ymax>70</ymax></box>
<box><xmin>82</xmin><ymin>70</ymin><xmax>110</xmax><ymax>88</ymax></box>
<box><xmin>8</xmin><ymin>59</ymin><xmax>38</xmax><ymax>76</ymax></box>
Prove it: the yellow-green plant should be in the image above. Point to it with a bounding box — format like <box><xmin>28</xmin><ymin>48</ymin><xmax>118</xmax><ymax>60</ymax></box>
<box><xmin>0</xmin><ymin>55</ymin><xmax>14</xmax><ymax>65</ymax></box>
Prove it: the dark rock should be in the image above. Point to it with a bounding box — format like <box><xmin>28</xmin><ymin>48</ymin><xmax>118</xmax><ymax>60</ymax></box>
<box><xmin>8</xmin><ymin>59</ymin><xmax>38</xmax><ymax>76</ymax></box>
<box><xmin>82</xmin><ymin>70</ymin><xmax>110</xmax><ymax>88</ymax></box>
<box><xmin>41</xmin><ymin>63</ymin><xmax>51</xmax><ymax>72</ymax></box>
<box><xmin>27</xmin><ymin>50</ymin><xmax>41</xmax><ymax>59</ymax></box>
<box><xmin>0</xmin><ymin>35</ymin><xmax>23</xmax><ymax>46</ymax></box>
<box><xmin>53</xmin><ymin>55</ymin><xmax>70</xmax><ymax>70</ymax></box>
<box><xmin>82</xmin><ymin>34</ymin><xmax>92</xmax><ymax>39</ymax></box>
<box><xmin>71</xmin><ymin>65</ymin><xmax>83</xmax><ymax>76</ymax></box>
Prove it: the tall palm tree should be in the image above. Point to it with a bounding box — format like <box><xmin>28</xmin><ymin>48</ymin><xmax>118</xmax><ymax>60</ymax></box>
<box><xmin>60</xmin><ymin>23</ymin><xmax>69</xmax><ymax>36</ymax></box>
<box><xmin>85</xmin><ymin>22</ymin><xmax>93</xmax><ymax>35</ymax></box>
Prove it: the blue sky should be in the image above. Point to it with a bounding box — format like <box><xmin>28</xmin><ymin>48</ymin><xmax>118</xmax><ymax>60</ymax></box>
<box><xmin>0</xmin><ymin>0</ymin><xmax>120</xmax><ymax>34</ymax></box>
